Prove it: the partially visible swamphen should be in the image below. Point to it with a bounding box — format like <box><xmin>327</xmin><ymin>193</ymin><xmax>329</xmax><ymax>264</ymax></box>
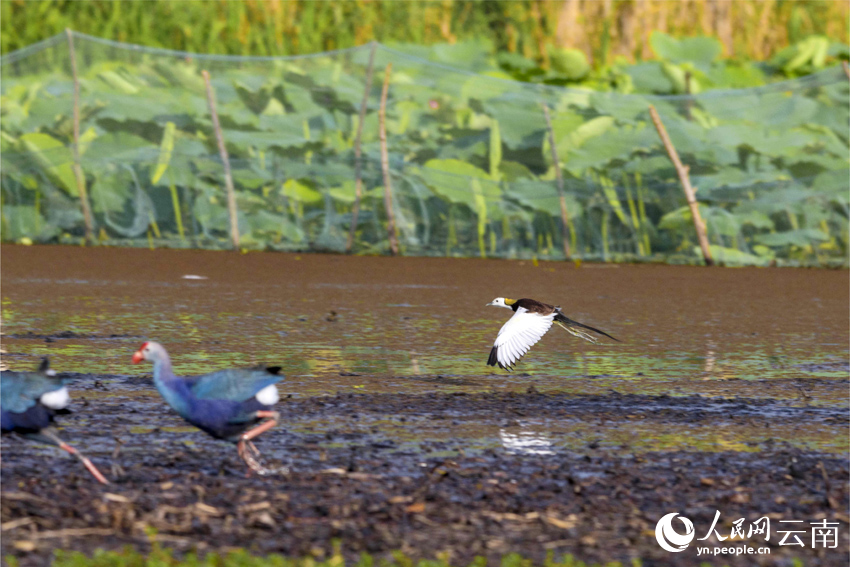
<box><xmin>1</xmin><ymin>358</ymin><xmax>109</xmax><ymax>484</ymax></box>
<box><xmin>131</xmin><ymin>341</ymin><xmax>284</xmax><ymax>475</ymax></box>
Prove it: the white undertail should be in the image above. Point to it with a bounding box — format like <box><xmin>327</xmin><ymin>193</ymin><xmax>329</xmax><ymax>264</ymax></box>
<box><xmin>40</xmin><ymin>386</ymin><xmax>70</xmax><ymax>410</ymax></box>
<box><xmin>255</xmin><ymin>384</ymin><xmax>279</xmax><ymax>406</ymax></box>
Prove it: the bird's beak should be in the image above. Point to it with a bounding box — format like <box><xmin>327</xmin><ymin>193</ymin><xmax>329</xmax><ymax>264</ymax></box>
<box><xmin>486</xmin><ymin>301</ymin><xmax>495</xmax><ymax>306</ymax></box>
<box><xmin>131</xmin><ymin>351</ymin><xmax>144</xmax><ymax>364</ymax></box>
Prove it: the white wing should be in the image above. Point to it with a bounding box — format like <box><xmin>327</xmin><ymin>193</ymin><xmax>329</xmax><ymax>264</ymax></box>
<box><xmin>491</xmin><ymin>308</ymin><xmax>555</xmax><ymax>369</ymax></box>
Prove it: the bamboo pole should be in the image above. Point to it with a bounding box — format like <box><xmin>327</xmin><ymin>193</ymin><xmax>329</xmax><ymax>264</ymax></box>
<box><xmin>346</xmin><ymin>42</ymin><xmax>378</xmax><ymax>253</ymax></box>
<box><xmin>541</xmin><ymin>102</ymin><xmax>572</xmax><ymax>260</ymax></box>
<box><xmin>648</xmin><ymin>105</ymin><xmax>714</xmax><ymax>266</ymax></box>
<box><xmin>65</xmin><ymin>29</ymin><xmax>95</xmax><ymax>245</ymax></box>
<box><xmin>378</xmin><ymin>63</ymin><xmax>399</xmax><ymax>256</ymax></box>
<box><xmin>201</xmin><ymin>70</ymin><xmax>240</xmax><ymax>251</ymax></box>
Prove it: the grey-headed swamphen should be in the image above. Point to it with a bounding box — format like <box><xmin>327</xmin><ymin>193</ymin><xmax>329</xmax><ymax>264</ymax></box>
<box><xmin>131</xmin><ymin>341</ymin><xmax>284</xmax><ymax>475</ymax></box>
<box><xmin>1</xmin><ymin>358</ymin><xmax>109</xmax><ymax>484</ymax></box>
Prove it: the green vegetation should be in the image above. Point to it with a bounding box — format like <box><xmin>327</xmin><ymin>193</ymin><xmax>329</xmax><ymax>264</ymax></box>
<box><xmin>4</xmin><ymin>545</ymin><xmax>810</xmax><ymax>567</ymax></box>
<box><xmin>7</xmin><ymin>546</ymin><xmax>649</xmax><ymax>567</ymax></box>
<box><xmin>1</xmin><ymin>30</ymin><xmax>848</xmax><ymax>265</ymax></box>
<box><xmin>1</xmin><ymin>0</ymin><xmax>847</xmax><ymax>64</ymax></box>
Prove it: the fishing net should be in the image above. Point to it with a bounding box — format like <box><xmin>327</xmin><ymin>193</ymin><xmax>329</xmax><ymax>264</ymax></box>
<box><xmin>2</xmin><ymin>32</ymin><xmax>848</xmax><ymax>266</ymax></box>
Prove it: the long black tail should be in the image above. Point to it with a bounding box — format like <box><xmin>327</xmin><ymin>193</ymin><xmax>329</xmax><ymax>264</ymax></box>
<box><xmin>487</xmin><ymin>346</ymin><xmax>512</xmax><ymax>371</ymax></box>
<box><xmin>487</xmin><ymin>346</ymin><xmax>498</xmax><ymax>367</ymax></box>
<box><xmin>554</xmin><ymin>313</ymin><xmax>619</xmax><ymax>343</ymax></box>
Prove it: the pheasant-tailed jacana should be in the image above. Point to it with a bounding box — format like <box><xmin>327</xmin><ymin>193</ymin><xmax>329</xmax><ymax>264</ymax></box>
<box><xmin>486</xmin><ymin>297</ymin><xmax>618</xmax><ymax>370</ymax></box>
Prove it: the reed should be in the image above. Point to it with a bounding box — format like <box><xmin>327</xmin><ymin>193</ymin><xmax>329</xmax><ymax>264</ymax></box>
<box><xmin>201</xmin><ymin>69</ymin><xmax>240</xmax><ymax>251</ymax></box>
<box><xmin>378</xmin><ymin>63</ymin><xmax>399</xmax><ymax>256</ymax></box>
<box><xmin>541</xmin><ymin>101</ymin><xmax>572</xmax><ymax>260</ymax></box>
<box><xmin>648</xmin><ymin>105</ymin><xmax>713</xmax><ymax>266</ymax></box>
<box><xmin>346</xmin><ymin>42</ymin><xmax>377</xmax><ymax>254</ymax></box>
<box><xmin>65</xmin><ymin>29</ymin><xmax>95</xmax><ymax>245</ymax></box>
<box><xmin>3</xmin><ymin>1</ymin><xmax>846</xmax><ymax>63</ymax></box>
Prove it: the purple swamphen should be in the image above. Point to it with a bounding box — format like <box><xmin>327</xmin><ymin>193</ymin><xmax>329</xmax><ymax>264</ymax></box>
<box><xmin>1</xmin><ymin>358</ymin><xmax>109</xmax><ymax>484</ymax></box>
<box><xmin>131</xmin><ymin>341</ymin><xmax>284</xmax><ymax>475</ymax></box>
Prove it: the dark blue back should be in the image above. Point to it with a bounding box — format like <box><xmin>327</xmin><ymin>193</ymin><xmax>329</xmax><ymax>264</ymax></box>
<box><xmin>183</xmin><ymin>396</ymin><xmax>269</xmax><ymax>441</ymax></box>
<box><xmin>1</xmin><ymin>360</ymin><xmax>63</xmax><ymax>435</ymax></box>
<box><xmin>1</xmin><ymin>405</ymin><xmax>54</xmax><ymax>434</ymax></box>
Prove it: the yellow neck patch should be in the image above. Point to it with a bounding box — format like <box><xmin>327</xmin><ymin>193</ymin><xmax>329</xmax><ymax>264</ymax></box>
<box><xmin>504</xmin><ymin>298</ymin><xmax>517</xmax><ymax>305</ymax></box>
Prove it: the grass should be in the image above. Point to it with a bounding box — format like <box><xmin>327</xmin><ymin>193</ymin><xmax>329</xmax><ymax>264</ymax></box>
<box><xmin>4</xmin><ymin>544</ymin><xmax>809</xmax><ymax>567</ymax></box>
<box><xmin>1</xmin><ymin>0</ymin><xmax>847</xmax><ymax>63</ymax></box>
<box><xmin>4</xmin><ymin>546</ymin><xmax>650</xmax><ymax>567</ymax></box>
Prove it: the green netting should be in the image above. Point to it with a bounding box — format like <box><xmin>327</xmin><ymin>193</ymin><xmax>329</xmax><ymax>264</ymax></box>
<box><xmin>2</xmin><ymin>31</ymin><xmax>848</xmax><ymax>265</ymax></box>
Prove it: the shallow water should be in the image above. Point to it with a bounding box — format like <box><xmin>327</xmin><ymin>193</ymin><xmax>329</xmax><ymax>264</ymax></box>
<box><xmin>1</xmin><ymin>245</ymin><xmax>848</xmax><ymax>459</ymax></box>
<box><xmin>3</xmin><ymin>246</ymin><xmax>849</xmax><ymax>566</ymax></box>
<box><xmin>3</xmin><ymin>245</ymin><xmax>847</xmax><ymax>392</ymax></box>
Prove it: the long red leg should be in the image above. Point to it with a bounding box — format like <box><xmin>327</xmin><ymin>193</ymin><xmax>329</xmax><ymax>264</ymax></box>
<box><xmin>43</xmin><ymin>430</ymin><xmax>109</xmax><ymax>484</ymax></box>
<box><xmin>241</xmin><ymin>440</ymin><xmax>261</xmax><ymax>461</ymax></box>
<box><xmin>59</xmin><ymin>443</ymin><xmax>110</xmax><ymax>485</ymax></box>
<box><xmin>241</xmin><ymin>416</ymin><xmax>278</xmax><ymax>442</ymax></box>
<box><xmin>236</xmin><ymin>412</ymin><xmax>280</xmax><ymax>475</ymax></box>
<box><xmin>237</xmin><ymin>439</ymin><xmax>261</xmax><ymax>475</ymax></box>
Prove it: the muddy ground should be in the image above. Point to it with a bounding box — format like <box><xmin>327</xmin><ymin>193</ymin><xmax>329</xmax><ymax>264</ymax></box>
<box><xmin>2</xmin><ymin>246</ymin><xmax>848</xmax><ymax>566</ymax></box>
<box><xmin>2</xmin><ymin>374</ymin><xmax>848</xmax><ymax>567</ymax></box>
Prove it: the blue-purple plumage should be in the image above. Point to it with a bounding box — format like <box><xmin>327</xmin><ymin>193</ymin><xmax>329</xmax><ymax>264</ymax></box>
<box><xmin>175</xmin><ymin>366</ymin><xmax>283</xmax><ymax>440</ymax></box>
<box><xmin>133</xmin><ymin>342</ymin><xmax>283</xmax><ymax>441</ymax></box>
<box><xmin>133</xmin><ymin>342</ymin><xmax>285</xmax><ymax>474</ymax></box>
<box><xmin>1</xmin><ymin>358</ymin><xmax>110</xmax><ymax>484</ymax></box>
<box><xmin>1</xmin><ymin>358</ymin><xmax>66</xmax><ymax>435</ymax></box>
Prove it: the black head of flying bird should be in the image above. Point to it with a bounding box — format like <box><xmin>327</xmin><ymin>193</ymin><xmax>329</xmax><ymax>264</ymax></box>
<box><xmin>486</xmin><ymin>298</ymin><xmax>618</xmax><ymax>371</ymax></box>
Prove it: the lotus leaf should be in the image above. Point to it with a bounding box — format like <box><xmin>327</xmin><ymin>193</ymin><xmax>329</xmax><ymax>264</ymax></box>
<box><xmin>650</xmin><ymin>32</ymin><xmax>722</xmax><ymax>66</ymax></box>
<box><xmin>700</xmin><ymin>245</ymin><xmax>769</xmax><ymax>266</ymax></box>
<box><xmin>0</xmin><ymin>36</ymin><xmax>846</xmax><ymax>266</ymax></box>
<box><xmin>19</xmin><ymin>133</ymin><xmax>77</xmax><ymax>196</ymax></box>
<box><xmin>548</xmin><ymin>47</ymin><xmax>590</xmax><ymax>81</ymax></box>
<box><xmin>505</xmin><ymin>179</ymin><xmax>582</xmax><ymax>219</ymax></box>
<box><xmin>282</xmin><ymin>178</ymin><xmax>323</xmax><ymax>204</ymax></box>
<box><xmin>755</xmin><ymin>228</ymin><xmax>830</xmax><ymax>247</ymax></box>
<box><xmin>481</xmin><ymin>97</ymin><xmax>545</xmax><ymax>150</ymax></box>
<box><xmin>622</xmin><ymin>62</ymin><xmax>672</xmax><ymax>94</ymax></box>
<box><xmin>1</xmin><ymin>205</ymin><xmax>58</xmax><ymax>241</ymax></box>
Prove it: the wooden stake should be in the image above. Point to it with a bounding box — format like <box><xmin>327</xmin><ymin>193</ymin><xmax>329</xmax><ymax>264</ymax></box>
<box><xmin>541</xmin><ymin>102</ymin><xmax>572</xmax><ymax>260</ymax></box>
<box><xmin>648</xmin><ymin>105</ymin><xmax>714</xmax><ymax>266</ymax></box>
<box><xmin>65</xmin><ymin>29</ymin><xmax>95</xmax><ymax>245</ymax></box>
<box><xmin>346</xmin><ymin>42</ymin><xmax>378</xmax><ymax>253</ymax></box>
<box><xmin>201</xmin><ymin>70</ymin><xmax>240</xmax><ymax>251</ymax></box>
<box><xmin>378</xmin><ymin>63</ymin><xmax>399</xmax><ymax>256</ymax></box>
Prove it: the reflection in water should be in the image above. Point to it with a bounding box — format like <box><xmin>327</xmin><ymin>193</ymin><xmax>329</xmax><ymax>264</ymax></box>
<box><xmin>2</xmin><ymin>247</ymin><xmax>847</xmax><ymax>465</ymax></box>
<box><xmin>499</xmin><ymin>423</ymin><xmax>555</xmax><ymax>455</ymax></box>
<box><xmin>2</xmin><ymin>246</ymin><xmax>848</xmax><ymax>404</ymax></box>
<box><xmin>703</xmin><ymin>341</ymin><xmax>717</xmax><ymax>375</ymax></box>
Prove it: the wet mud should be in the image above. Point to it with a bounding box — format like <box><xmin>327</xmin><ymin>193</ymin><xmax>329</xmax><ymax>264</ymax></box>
<box><xmin>1</xmin><ymin>384</ymin><xmax>848</xmax><ymax>566</ymax></box>
<box><xmin>2</xmin><ymin>245</ymin><xmax>849</xmax><ymax>565</ymax></box>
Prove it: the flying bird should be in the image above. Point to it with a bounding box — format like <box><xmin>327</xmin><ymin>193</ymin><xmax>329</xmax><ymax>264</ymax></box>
<box><xmin>132</xmin><ymin>341</ymin><xmax>284</xmax><ymax>475</ymax></box>
<box><xmin>486</xmin><ymin>298</ymin><xmax>618</xmax><ymax>370</ymax></box>
<box><xmin>1</xmin><ymin>358</ymin><xmax>109</xmax><ymax>484</ymax></box>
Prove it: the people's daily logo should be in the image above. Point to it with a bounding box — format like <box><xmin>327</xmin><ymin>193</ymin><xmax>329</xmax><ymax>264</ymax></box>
<box><xmin>655</xmin><ymin>512</ymin><xmax>695</xmax><ymax>552</ymax></box>
<box><xmin>654</xmin><ymin>510</ymin><xmax>839</xmax><ymax>556</ymax></box>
